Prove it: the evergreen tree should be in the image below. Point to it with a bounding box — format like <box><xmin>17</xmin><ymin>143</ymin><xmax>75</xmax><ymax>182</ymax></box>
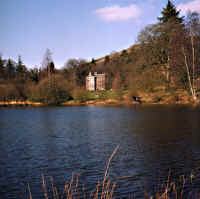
<box><xmin>16</xmin><ymin>56</ymin><xmax>23</xmax><ymax>73</ymax></box>
<box><xmin>158</xmin><ymin>0</ymin><xmax>183</xmax><ymax>23</ymax></box>
<box><xmin>91</xmin><ymin>58</ymin><xmax>96</xmax><ymax>65</ymax></box>
<box><xmin>47</xmin><ymin>61</ymin><xmax>55</xmax><ymax>74</ymax></box>
<box><xmin>0</xmin><ymin>54</ymin><xmax>5</xmax><ymax>79</ymax></box>
<box><xmin>5</xmin><ymin>59</ymin><xmax>15</xmax><ymax>79</ymax></box>
<box><xmin>16</xmin><ymin>56</ymin><xmax>27</xmax><ymax>74</ymax></box>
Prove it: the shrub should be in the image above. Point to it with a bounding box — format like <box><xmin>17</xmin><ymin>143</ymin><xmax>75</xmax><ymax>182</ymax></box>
<box><xmin>129</xmin><ymin>68</ymin><xmax>167</xmax><ymax>93</ymax></box>
<box><xmin>27</xmin><ymin>75</ymin><xmax>73</xmax><ymax>105</ymax></box>
<box><xmin>0</xmin><ymin>83</ymin><xmax>21</xmax><ymax>101</ymax></box>
<box><xmin>72</xmin><ymin>87</ymin><xmax>89</xmax><ymax>102</ymax></box>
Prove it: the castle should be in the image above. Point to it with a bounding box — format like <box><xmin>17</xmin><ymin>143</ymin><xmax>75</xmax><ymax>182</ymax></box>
<box><xmin>86</xmin><ymin>72</ymin><xmax>105</xmax><ymax>91</ymax></box>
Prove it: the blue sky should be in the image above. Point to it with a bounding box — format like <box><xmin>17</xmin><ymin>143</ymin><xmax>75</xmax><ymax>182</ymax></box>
<box><xmin>1</xmin><ymin>0</ymin><xmax>200</xmax><ymax>68</ymax></box>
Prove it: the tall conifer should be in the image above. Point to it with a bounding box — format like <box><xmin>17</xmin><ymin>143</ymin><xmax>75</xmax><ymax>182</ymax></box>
<box><xmin>158</xmin><ymin>0</ymin><xmax>183</xmax><ymax>23</ymax></box>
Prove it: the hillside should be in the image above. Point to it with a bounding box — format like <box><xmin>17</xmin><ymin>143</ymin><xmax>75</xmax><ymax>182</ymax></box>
<box><xmin>0</xmin><ymin>0</ymin><xmax>200</xmax><ymax>105</ymax></box>
<box><xmin>95</xmin><ymin>44</ymin><xmax>140</xmax><ymax>65</ymax></box>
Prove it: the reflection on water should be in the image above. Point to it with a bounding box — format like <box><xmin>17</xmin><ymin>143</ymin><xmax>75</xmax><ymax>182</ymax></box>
<box><xmin>1</xmin><ymin>105</ymin><xmax>200</xmax><ymax>198</ymax></box>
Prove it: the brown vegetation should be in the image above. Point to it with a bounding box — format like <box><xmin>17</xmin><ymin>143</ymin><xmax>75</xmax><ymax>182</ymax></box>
<box><xmin>25</xmin><ymin>145</ymin><xmax>200</xmax><ymax>199</ymax></box>
<box><xmin>0</xmin><ymin>2</ymin><xmax>200</xmax><ymax>105</ymax></box>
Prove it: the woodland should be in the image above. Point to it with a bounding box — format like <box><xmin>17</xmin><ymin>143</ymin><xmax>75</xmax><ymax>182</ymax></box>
<box><xmin>0</xmin><ymin>1</ymin><xmax>200</xmax><ymax>105</ymax></box>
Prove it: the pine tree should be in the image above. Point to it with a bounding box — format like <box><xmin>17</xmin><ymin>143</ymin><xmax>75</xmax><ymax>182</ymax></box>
<box><xmin>5</xmin><ymin>59</ymin><xmax>16</xmax><ymax>79</ymax></box>
<box><xmin>16</xmin><ymin>56</ymin><xmax>26</xmax><ymax>74</ymax></box>
<box><xmin>47</xmin><ymin>61</ymin><xmax>55</xmax><ymax>74</ymax></box>
<box><xmin>91</xmin><ymin>58</ymin><xmax>96</xmax><ymax>65</ymax></box>
<box><xmin>158</xmin><ymin>0</ymin><xmax>183</xmax><ymax>23</ymax></box>
<box><xmin>0</xmin><ymin>55</ymin><xmax>5</xmax><ymax>79</ymax></box>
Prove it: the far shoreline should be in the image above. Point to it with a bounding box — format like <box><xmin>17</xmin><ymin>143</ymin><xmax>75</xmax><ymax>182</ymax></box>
<box><xmin>0</xmin><ymin>97</ymin><xmax>198</xmax><ymax>107</ymax></box>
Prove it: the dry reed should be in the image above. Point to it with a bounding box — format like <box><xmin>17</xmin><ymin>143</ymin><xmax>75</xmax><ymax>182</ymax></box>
<box><xmin>25</xmin><ymin>145</ymin><xmax>200</xmax><ymax>199</ymax></box>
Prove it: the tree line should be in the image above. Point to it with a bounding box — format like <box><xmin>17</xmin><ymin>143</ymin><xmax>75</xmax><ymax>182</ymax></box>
<box><xmin>0</xmin><ymin>48</ymin><xmax>93</xmax><ymax>104</ymax></box>
<box><xmin>0</xmin><ymin>0</ymin><xmax>200</xmax><ymax>104</ymax></box>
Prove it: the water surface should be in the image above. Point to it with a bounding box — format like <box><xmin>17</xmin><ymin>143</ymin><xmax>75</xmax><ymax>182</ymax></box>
<box><xmin>1</xmin><ymin>105</ymin><xmax>200</xmax><ymax>198</ymax></box>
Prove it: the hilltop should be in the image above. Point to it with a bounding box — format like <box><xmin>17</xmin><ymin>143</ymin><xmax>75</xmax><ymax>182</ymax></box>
<box><xmin>95</xmin><ymin>45</ymin><xmax>139</xmax><ymax>64</ymax></box>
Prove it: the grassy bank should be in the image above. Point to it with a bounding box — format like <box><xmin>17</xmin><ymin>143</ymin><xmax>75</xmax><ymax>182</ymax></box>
<box><xmin>0</xmin><ymin>89</ymin><xmax>198</xmax><ymax>107</ymax></box>
<box><xmin>63</xmin><ymin>89</ymin><xmax>198</xmax><ymax>105</ymax></box>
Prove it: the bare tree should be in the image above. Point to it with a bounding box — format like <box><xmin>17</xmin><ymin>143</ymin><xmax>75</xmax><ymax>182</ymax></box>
<box><xmin>42</xmin><ymin>48</ymin><xmax>53</xmax><ymax>69</ymax></box>
<box><xmin>64</xmin><ymin>58</ymin><xmax>80</xmax><ymax>69</ymax></box>
<box><xmin>182</xmin><ymin>12</ymin><xmax>200</xmax><ymax>101</ymax></box>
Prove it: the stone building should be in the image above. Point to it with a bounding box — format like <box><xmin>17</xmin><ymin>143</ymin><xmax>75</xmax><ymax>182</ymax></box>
<box><xmin>86</xmin><ymin>72</ymin><xmax>105</xmax><ymax>91</ymax></box>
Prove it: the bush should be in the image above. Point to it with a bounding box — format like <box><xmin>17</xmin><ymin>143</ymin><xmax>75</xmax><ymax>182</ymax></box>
<box><xmin>27</xmin><ymin>75</ymin><xmax>73</xmax><ymax>105</ymax></box>
<box><xmin>72</xmin><ymin>87</ymin><xmax>89</xmax><ymax>102</ymax></box>
<box><xmin>0</xmin><ymin>83</ymin><xmax>21</xmax><ymax>101</ymax></box>
<box><xmin>129</xmin><ymin>68</ymin><xmax>167</xmax><ymax>93</ymax></box>
<box><xmin>87</xmin><ymin>91</ymin><xmax>97</xmax><ymax>100</ymax></box>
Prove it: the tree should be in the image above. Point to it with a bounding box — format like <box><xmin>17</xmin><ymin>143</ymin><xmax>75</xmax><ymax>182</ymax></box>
<box><xmin>42</xmin><ymin>48</ymin><xmax>53</xmax><ymax>69</ymax></box>
<box><xmin>137</xmin><ymin>1</ymin><xmax>185</xmax><ymax>86</ymax></box>
<box><xmin>16</xmin><ymin>56</ymin><xmax>27</xmax><ymax>79</ymax></box>
<box><xmin>0</xmin><ymin>54</ymin><xmax>5</xmax><ymax>79</ymax></box>
<box><xmin>16</xmin><ymin>56</ymin><xmax>24</xmax><ymax>72</ymax></box>
<box><xmin>63</xmin><ymin>58</ymin><xmax>88</xmax><ymax>87</ymax></box>
<box><xmin>40</xmin><ymin>49</ymin><xmax>56</xmax><ymax>101</ymax></box>
<box><xmin>16</xmin><ymin>56</ymin><xmax>23</xmax><ymax>71</ymax></box>
<box><xmin>0</xmin><ymin>83</ymin><xmax>21</xmax><ymax>101</ymax></box>
<box><xmin>5</xmin><ymin>59</ymin><xmax>16</xmax><ymax>79</ymax></box>
<box><xmin>47</xmin><ymin>61</ymin><xmax>55</xmax><ymax>74</ymax></box>
<box><xmin>104</xmin><ymin>55</ymin><xmax>110</xmax><ymax>65</ymax></box>
<box><xmin>28</xmin><ymin>74</ymin><xmax>73</xmax><ymax>105</ymax></box>
<box><xmin>182</xmin><ymin>12</ymin><xmax>200</xmax><ymax>101</ymax></box>
<box><xmin>156</xmin><ymin>1</ymin><xmax>184</xmax><ymax>86</ymax></box>
<box><xmin>137</xmin><ymin>23</ymin><xmax>172</xmax><ymax>67</ymax></box>
<box><xmin>158</xmin><ymin>0</ymin><xmax>183</xmax><ymax>23</ymax></box>
<box><xmin>64</xmin><ymin>58</ymin><xmax>80</xmax><ymax>69</ymax></box>
<box><xmin>91</xmin><ymin>58</ymin><xmax>96</xmax><ymax>65</ymax></box>
<box><xmin>121</xmin><ymin>49</ymin><xmax>128</xmax><ymax>56</ymax></box>
<box><xmin>29</xmin><ymin>67</ymin><xmax>39</xmax><ymax>83</ymax></box>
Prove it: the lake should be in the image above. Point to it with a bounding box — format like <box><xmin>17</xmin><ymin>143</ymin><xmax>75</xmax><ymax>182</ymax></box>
<box><xmin>1</xmin><ymin>105</ymin><xmax>200</xmax><ymax>198</ymax></box>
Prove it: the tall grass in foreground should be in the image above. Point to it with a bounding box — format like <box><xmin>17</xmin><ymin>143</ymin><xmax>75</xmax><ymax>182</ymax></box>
<box><xmin>25</xmin><ymin>145</ymin><xmax>200</xmax><ymax>199</ymax></box>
